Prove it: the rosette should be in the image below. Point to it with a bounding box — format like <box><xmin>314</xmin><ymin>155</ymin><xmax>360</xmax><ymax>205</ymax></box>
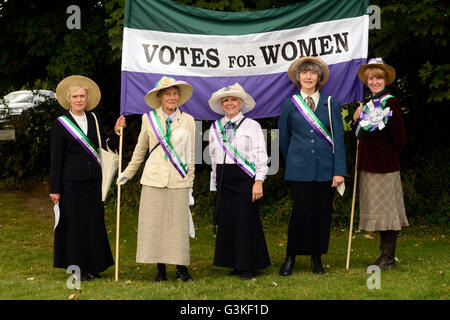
<box><xmin>355</xmin><ymin>94</ymin><xmax>393</xmax><ymax>138</ymax></box>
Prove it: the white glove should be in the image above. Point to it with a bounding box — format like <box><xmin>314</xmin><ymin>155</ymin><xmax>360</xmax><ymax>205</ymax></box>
<box><xmin>116</xmin><ymin>172</ymin><xmax>128</xmax><ymax>185</ymax></box>
<box><xmin>188</xmin><ymin>188</ymin><xmax>194</xmax><ymax>206</ymax></box>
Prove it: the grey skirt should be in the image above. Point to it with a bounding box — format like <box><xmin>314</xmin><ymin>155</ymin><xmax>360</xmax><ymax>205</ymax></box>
<box><xmin>136</xmin><ymin>186</ymin><xmax>190</xmax><ymax>265</ymax></box>
<box><xmin>358</xmin><ymin>171</ymin><xmax>409</xmax><ymax>231</ymax></box>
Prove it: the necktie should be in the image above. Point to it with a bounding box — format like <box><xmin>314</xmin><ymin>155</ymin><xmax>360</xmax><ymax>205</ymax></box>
<box><xmin>164</xmin><ymin>118</ymin><xmax>172</xmax><ymax>160</ymax></box>
<box><xmin>224</xmin><ymin>121</ymin><xmax>236</xmax><ymax>143</ymax></box>
<box><xmin>305</xmin><ymin>96</ymin><xmax>315</xmax><ymax>112</ymax></box>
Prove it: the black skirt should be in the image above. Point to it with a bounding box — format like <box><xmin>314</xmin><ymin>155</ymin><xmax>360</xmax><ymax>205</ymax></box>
<box><xmin>287</xmin><ymin>181</ymin><xmax>335</xmax><ymax>255</ymax></box>
<box><xmin>214</xmin><ymin>164</ymin><xmax>270</xmax><ymax>271</ymax></box>
<box><xmin>54</xmin><ymin>179</ymin><xmax>114</xmax><ymax>274</ymax></box>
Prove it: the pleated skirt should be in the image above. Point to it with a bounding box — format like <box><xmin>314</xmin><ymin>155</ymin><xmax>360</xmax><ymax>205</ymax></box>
<box><xmin>54</xmin><ymin>179</ymin><xmax>114</xmax><ymax>274</ymax></box>
<box><xmin>136</xmin><ymin>186</ymin><xmax>190</xmax><ymax>265</ymax></box>
<box><xmin>214</xmin><ymin>164</ymin><xmax>270</xmax><ymax>271</ymax></box>
<box><xmin>358</xmin><ymin>170</ymin><xmax>409</xmax><ymax>231</ymax></box>
<box><xmin>287</xmin><ymin>181</ymin><xmax>335</xmax><ymax>255</ymax></box>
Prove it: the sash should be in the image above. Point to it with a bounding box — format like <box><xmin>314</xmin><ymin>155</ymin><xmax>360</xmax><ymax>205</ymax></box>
<box><xmin>291</xmin><ymin>93</ymin><xmax>334</xmax><ymax>149</ymax></box>
<box><xmin>57</xmin><ymin>115</ymin><xmax>101</xmax><ymax>166</ymax></box>
<box><xmin>355</xmin><ymin>94</ymin><xmax>394</xmax><ymax>138</ymax></box>
<box><xmin>146</xmin><ymin>110</ymin><xmax>188</xmax><ymax>179</ymax></box>
<box><xmin>212</xmin><ymin>119</ymin><xmax>256</xmax><ymax>178</ymax></box>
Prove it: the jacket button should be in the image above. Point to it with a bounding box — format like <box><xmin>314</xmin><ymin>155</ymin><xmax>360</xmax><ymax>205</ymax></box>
<box><xmin>311</xmin><ymin>149</ymin><xmax>315</xmax><ymax>154</ymax></box>
<box><xmin>311</xmin><ymin>139</ymin><xmax>315</xmax><ymax>143</ymax></box>
<box><xmin>310</xmin><ymin>129</ymin><xmax>314</xmax><ymax>133</ymax></box>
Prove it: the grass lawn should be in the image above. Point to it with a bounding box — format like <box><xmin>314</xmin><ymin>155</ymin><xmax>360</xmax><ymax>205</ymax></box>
<box><xmin>0</xmin><ymin>191</ymin><xmax>448</xmax><ymax>301</ymax></box>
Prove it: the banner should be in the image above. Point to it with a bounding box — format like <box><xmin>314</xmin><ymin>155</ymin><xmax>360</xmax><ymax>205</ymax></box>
<box><xmin>121</xmin><ymin>0</ymin><xmax>369</xmax><ymax>120</ymax></box>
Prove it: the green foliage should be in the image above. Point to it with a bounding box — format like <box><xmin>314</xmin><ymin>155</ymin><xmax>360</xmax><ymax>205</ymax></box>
<box><xmin>0</xmin><ymin>98</ymin><xmax>63</xmax><ymax>187</ymax></box>
<box><xmin>418</xmin><ymin>62</ymin><xmax>450</xmax><ymax>102</ymax></box>
<box><xmin>0</xmin><ymin>0</ymin><xmax>115</xmax><ymax>96</ymax></box>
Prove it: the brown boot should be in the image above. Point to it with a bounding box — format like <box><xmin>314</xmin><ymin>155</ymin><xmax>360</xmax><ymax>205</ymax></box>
<box><xmin>372</xmin><ymin>243</ymin><xmax>396</xmax><ymax>270</ymax></box>
<box><xmin>371</xmin><ymin>231</ymin><xmax>398</xmax><ymax>271</ymax></box>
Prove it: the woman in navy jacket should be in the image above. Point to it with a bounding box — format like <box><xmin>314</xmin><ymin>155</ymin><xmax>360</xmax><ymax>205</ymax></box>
<box><xmin>278</xmin><ymin>57</ymin><xmax>346</xmax><ymax>275</ymax></box>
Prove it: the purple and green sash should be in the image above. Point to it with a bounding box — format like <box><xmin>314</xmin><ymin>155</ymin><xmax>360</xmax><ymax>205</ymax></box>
<box><xmin>355</xmin><ymin>94</ymin><xmax>394</xmax><ymax>138</ymax></box>
<box><xmin>146</xmin><ymin>110</ymin><xmax>188</xmax><ymax>179</ymax></box>
<box><xmin>291</xmin><ymin>93</ymin><xmax>334</xmax><ymax>149</ymax></box>
<box><xmin>212</xmin><ymin>119</ymin><xmax>256</xmax><ymax>178</ymax></box>
<box><xmin>57</xmin><ymin>115</ymin><xmax>101</xmax><ymax>166</ymax></box>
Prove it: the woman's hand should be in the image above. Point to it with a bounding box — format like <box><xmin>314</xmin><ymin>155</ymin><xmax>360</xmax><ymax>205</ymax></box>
<box><xmin>331</xmin><ymin>175</ymin><xmax>345</xmax><ymax>188</ymax></box>
<box><xmin>114</xmin><ymin>115</ymin><xmax>127</xmax><ymax>133</ymax></box>
<box><xmin>252</xmin><ymin>180</ymin><xmax>263</xmax><ymax>203</ymax></box>
<box><xmin>353</xmin><ymin>105</ymin><xmax>363</xmax><ymax>122</ymax></box>
<box><xmin>50</xmin><ymin>193</ymin><xmax>60</xmax><ymax>205</ymax></box>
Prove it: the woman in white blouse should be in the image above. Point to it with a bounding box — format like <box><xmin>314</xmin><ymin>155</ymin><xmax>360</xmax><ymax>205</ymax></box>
<box><xmin>208</xmin><ymin>83</ymin><xmax>270</xmax><ymax>280</ymax></box>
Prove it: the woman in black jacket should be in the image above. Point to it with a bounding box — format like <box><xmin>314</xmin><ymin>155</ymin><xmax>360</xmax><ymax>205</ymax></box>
<box><xmin>49</xmin><ymin>75</ymin><xmax>126</xmax><ymax>281</ymax></box>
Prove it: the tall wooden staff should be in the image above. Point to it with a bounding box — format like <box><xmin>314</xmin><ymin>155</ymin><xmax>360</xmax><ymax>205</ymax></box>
<box><xmin>115</xmin><ymin>127</ymin><xmax>124</xmax><ymax>281</ymax></box>
<box><xmin>346</xmin><ymin>102</ymin><xmax>363</xmax><ymax>270</ymax></box>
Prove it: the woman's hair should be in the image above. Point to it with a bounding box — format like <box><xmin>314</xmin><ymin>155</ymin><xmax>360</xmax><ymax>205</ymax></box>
<box><xmin>66</xmin><ymin>85</ymin><xmax>88</xmax><ymax>102</ymax></box>
<box><xmin>363</xmin><ymin>67</ymin><xmax>387</xmax><ymax>84</ymax></box>
<box><xmin>296</xmin><ymin>61</ymin><xmax>323</xmax><ymax>89</ymax></box>
<box><xmin>156</xmin><ymin>85</ymin><xmax>180</xmax><ymax>97</ymax></box>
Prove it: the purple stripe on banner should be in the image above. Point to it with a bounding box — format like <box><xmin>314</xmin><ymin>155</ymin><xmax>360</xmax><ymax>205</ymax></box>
<box><xmin>121</xmin><ymin>59</ymin><xmax>365</xmax><ymax>120</ymax></box>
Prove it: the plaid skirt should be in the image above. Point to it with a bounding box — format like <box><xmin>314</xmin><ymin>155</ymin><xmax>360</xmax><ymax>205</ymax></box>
<box><xmin>136</xmin><ymin>186</ymin><xmax>190</xmax><ymax>265</ymax></box>
<box><xmin>358</xmin><ymin>170</ymin><xmax>409</xmax><ymax>231</ymax></box>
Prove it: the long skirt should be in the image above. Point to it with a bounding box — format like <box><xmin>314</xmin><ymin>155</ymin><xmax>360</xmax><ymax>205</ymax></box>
<box><xmin>286</xmin><ymin>181</ymin><xmax>335</xmax><ymax>255</ymax></box>
<box><xmin>136</xmin><ymin>186</ymin><xmax>190</xmax><ymax>266</ymax></box>
<box><xmin>54</xmin><ymin>179</ymin><xmax>114</xmax><ymax>274</ymax></box>
<box><xmin>214</xmin><ymin>164</ymin><xmax>270</xmax><ymax>271</ymax></box>
<box><xmin>358</xmin><ymin>170</ymin><xmax>409</xmax><ymax>231</ymax></box>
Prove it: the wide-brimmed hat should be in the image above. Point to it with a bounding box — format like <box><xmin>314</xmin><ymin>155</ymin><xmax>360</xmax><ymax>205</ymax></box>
<box><xmin>56</xmin><ymin>75</ymin><xmax>101</xmax><ymax>111</ymax></box>
<box><xmin>208</xmin><ymin>83</ymin><xmax>256</xmax><ymax>115</ymax></box>
<box><xmin>288</xmin><ymin>56</ymin><xmax>330</xmax><ymax>88</ymax></box>
<box><xmin>144</xmin><ymin>76</ymin><xmax>193</xmax><ymax>109</ymax></box>
<box><xmin>358</xmin><ymin>57</ymin><xmax>396</xmax><ymax>85</ymax></box>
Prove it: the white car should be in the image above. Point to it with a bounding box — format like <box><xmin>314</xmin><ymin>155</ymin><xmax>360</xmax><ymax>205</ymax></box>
<box><xmin>0</xmin><ymin>90</ymin><xmax>56</xmax><ymax>122</ymax></box>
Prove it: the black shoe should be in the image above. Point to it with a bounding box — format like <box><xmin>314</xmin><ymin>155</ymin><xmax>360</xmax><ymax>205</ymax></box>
<box><xmin>240</xmin><ymin>271</ymin><xmax>256</xmax><ymax>280</ymax></box>
<box><xmin>279</xmin><ymin>254</ymin><xmax>296</xmax><ymax>276</ymax></box>
<box><xmin>226</xmin><ymin>269</ymin><xmax>241</xmax><ymax>277</ymax></box>
<box><xmin>176</xmin><ymin>265</ymin><xmax>193</xmax><ymax>282</ymax></box>
<box><xmin>80</xmin><ymin>273</ymin><xmax>92</xmax><ymax>281</ymax></box>
<box><xmin>154</xmin><ymin>263</ymin><xmax>167</xmax><ymax>282</ymax></box>
<box><xmin>310</xmin><ymin>255</ymin><xmax>325</xmax><ymax>274</ymax></box>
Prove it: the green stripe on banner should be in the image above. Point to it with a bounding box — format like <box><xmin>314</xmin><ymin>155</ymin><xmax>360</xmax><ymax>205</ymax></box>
<box><xmin>125</xmin><ymin>0</ymin><xmax>369</xmax><ymax>35</ymax></box>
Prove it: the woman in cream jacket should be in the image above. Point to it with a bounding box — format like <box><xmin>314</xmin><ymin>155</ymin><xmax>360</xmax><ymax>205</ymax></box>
<box><xmin>117</xmin><ymin>76</ymin><xmax>195</xmax><ymax>282</ymax></box>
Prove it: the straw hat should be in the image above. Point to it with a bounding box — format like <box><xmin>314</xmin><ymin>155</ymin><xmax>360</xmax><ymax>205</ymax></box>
<box><xmin>208</xmin><ymin>83</ymin><xmax>256</xmax><ymax>115</ymax></box>
<box><xmin>288</xmin><ymin>56</ymin><xmax>330</xmax><ymax>87</ymax></box>
<box><xmin>56</xmin><ymin>75</ymin><xmax>101</xmax><ymax>111</ymax></box>
<box><xmin>358</xmin><ymin>57</ymin><xmax>396</xmax><ymax>85</ymax></box>
<box><xmin>144</xmin><ymin>76</ymin><xmax>193</xmax><ymax>109</ymax></box>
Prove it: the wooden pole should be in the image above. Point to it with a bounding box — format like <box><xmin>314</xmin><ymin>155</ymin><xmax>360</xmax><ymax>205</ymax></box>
<box><xmin>346</xmin><ymin>138</ymin><xmax>359</xmax><ymax>270</ymax></box>
<box><xmin>115</xmin><ymin>127</ymin><xmax>123</xmax><ymax>281</ymax></box>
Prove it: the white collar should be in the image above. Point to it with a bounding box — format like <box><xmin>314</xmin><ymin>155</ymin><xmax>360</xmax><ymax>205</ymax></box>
<box><xmin>300</xmin><ymin>90</ymin><xmax>320</xmax><ymax>100</ymax></box>
<box><xmin>70</xmin><ymin>111</ymin><xmax>86</xmax><ymax>120</ymax></box>
<box><xmin>223</xmin><ymin>111</ymin><xmax>244</xmax><ymax>124</ymax></box>
<box><xmin>162</xmin><ymin>109</ymin><xmax>177</xmax><ymax>122</ymax></box>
